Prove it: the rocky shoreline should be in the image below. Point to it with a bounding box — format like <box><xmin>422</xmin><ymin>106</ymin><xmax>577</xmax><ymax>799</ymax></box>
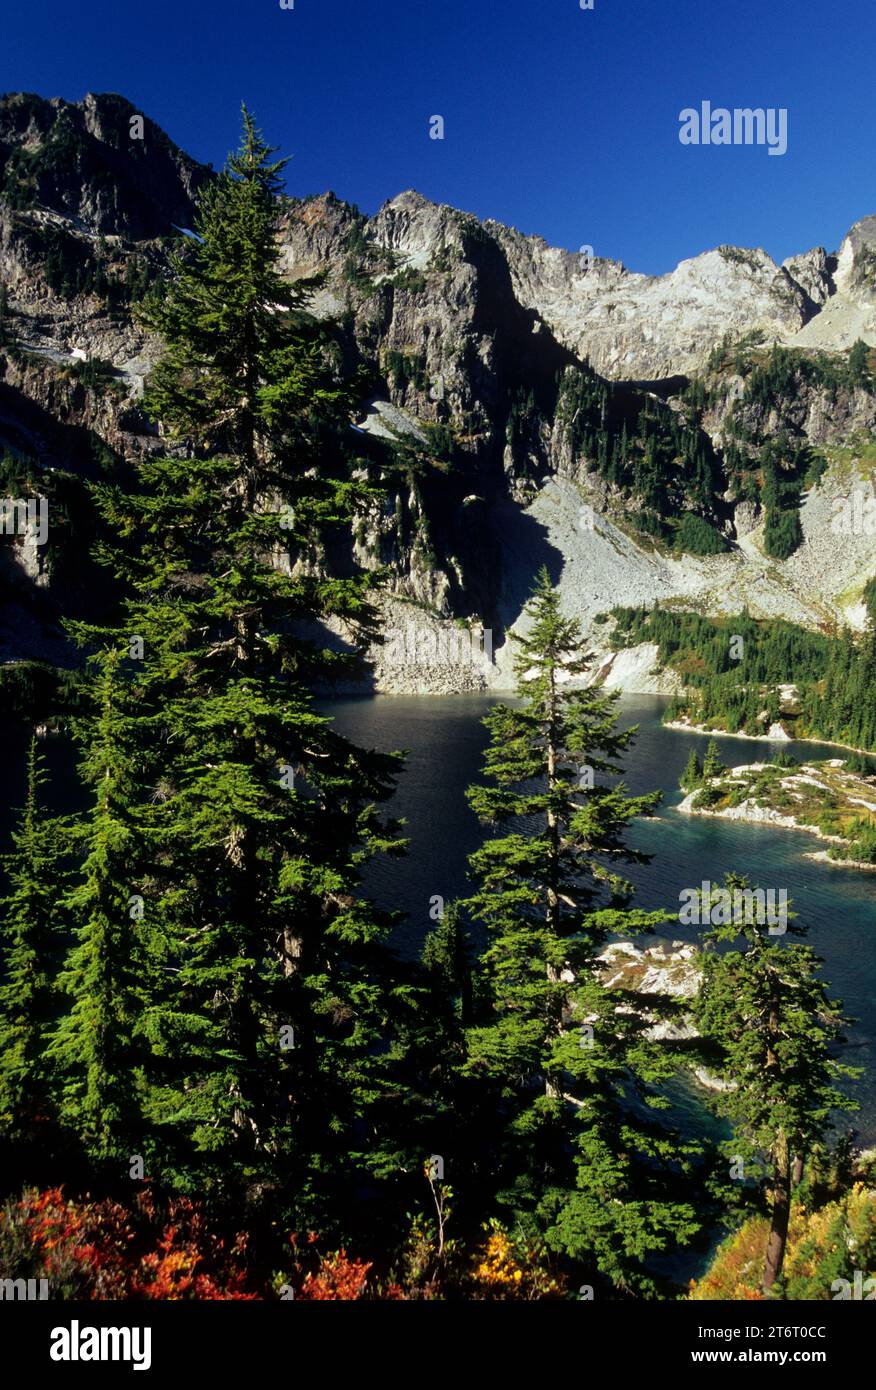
<box><xmin>597</xmin><ymin>941</ymin><xmax>730</xmax><ymax>1094</ymax></box>
<box><xmin>665</xmin><ymin>716</ymin><xmax>875</xmax><ymax>759</ymax></box>
<box><xmin>677</xmin><ymin>759</ymin><xmax>876</xmax><ymax>869</ymax></box>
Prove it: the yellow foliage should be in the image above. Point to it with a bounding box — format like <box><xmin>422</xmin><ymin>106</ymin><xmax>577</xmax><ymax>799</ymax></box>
<box><xmin>470</xmin><ymin>1226</ymin><xmax>565</xmax><ymax>1300</ymax></box>
<box><xmin>691</xmin><ymin>1187</ymin><xmax>876</xmax><ymax>1301</ymax></box>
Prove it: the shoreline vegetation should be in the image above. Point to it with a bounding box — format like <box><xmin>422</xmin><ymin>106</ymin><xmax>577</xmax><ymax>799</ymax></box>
<box><xmin>676</xmin><ymin>746</ymin><xmax>876</xmax><ymax>868</ymax></box>
<box><xmin>664</xmin><ymin>715</ymin><xmax>876</xmax><ymax>761</ymax></box>
<box><xmin>608</xmin><ymin>605</ymin><xmax>876</xmax><ymax>759</ymax></box>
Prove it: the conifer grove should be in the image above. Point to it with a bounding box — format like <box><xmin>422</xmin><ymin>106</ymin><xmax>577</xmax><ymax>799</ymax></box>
<box><xmin>0</xmin><ymin>110</ymin><xmax>871</xmax><ymax>1303</ymax></box>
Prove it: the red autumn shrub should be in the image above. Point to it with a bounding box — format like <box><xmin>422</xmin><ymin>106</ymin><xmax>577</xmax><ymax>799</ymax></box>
<box><xmin>0</xmin><ymin>1187</ymin><xmax>257</xmax><ymax>1300</ymax></box>
<box><xmin>296</xmin><ymin>1248</ymin><xmax>372</xmax><ymax>1300</ymax></box>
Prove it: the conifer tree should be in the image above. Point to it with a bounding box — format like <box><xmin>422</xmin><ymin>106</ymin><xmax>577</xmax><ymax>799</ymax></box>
<box><xmin>0</xmin><ymin>738</ymin><xmax>64</xmax><ymax>1141</ymax></box>
<box><xmin>849</xmin><ymin>338</ymin><xmax>870</xmax><ymax>387</ymax></box>
<box><xmin>48</xmin><ymin>651</ymin><xmax>152</xmax><ymax>1165</ymax></box>
<box><xmin>694</xmin><ymin>875</ymin><xmax>858</xmax><ymax>1293</ymax></box>
<box><xmin>415</xmin><ymin>903</ymin><xmax>479</xmax><ymax>1196</ymax></box>
<box><xmin>463</xmin><ymin>568</ymin><xmax>701</xmax><ymax>1292</ymax></box>
<box><xmin>702</xmin><ymin>738</ymin><xmax>723</xmax><ymax>781</ymax></box>
<box><xmin>66</xmin><ymin>109</ymin><xmax>405</xmax><ymax>1223</ymax></box>
<box><xmin>680</xmin><ymin>748</ymin><xmax>703</xmax><ymax>792</ymax></box>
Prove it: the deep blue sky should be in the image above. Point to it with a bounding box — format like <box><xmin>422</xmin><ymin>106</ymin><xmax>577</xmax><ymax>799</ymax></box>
<box><xmin>2</xmin><ymin>0</ymin><xmax>875</xmax><ymax>275</ymax></box>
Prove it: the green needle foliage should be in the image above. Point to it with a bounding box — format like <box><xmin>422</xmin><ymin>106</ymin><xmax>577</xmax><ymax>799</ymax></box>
<box><xmin>0</xmin><ymin>738</ymin><xmax>66</xmax><ymax>1144</ymax></box>
<box><xmin>463</xmin><ymin>567</ymin><xmax>702</xmax><ymax>1294</ymax></box>
<box><xmin>694</xmin><ymin>874</ymin><xmax>859</xmax><ymax>1293</ymax></box>
<box><xmin>47</xmin><ymin>651</ymin><xmax>153</xmax><ymax>1168</ymax></box>
<box><xmin>702</xmin><ymin>738</ymin><xmax>724</xmax><ymax>781</ymax></box>
<box><xmin>680</xmin><ymin>747</ymin><xmax>704</xmax><ymax>792</ymax></box>
<box><xmin>53</xmin><ymin>109</ymin><xmax>407</xmax><ymax>1227</ymax></box>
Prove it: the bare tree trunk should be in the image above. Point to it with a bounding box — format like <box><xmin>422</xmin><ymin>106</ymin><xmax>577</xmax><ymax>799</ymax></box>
<box><xmin>791</xmin><ymin>1153</ymin><xmax>804</xmax><ymax>1187</ymax></box>
<box><xmin>282</xmin><ymin>926</ymin><xmax>303</xmax><ymax>977</ymax></box>
<box><xmin>545</xmin><ymin>666</ymin><xmax>562</xmax><ymax>1098</ymax></box>
<box><xmin>763</xmin><ymin>1130</ymin><xmax>791</xmax><ymax>1291</ymax></box>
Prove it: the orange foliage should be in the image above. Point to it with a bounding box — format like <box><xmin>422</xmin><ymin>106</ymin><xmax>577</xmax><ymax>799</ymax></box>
<box><xmin>297</xmin><ymin>1248</ymin><xmax>373</xmax><ymax>1301</ymax></box>
<box><xmin>1</xmin><ymin>1188</ymin><xmax>257</xmax><ymax>1300</ymax></box>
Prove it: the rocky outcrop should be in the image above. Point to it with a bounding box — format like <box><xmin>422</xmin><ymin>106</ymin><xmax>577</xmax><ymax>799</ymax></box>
<box><xmin>597</xmin><ymin>940</ymin><xmax>729</xmax><ymax>1091</ymax></box>
<box><xmin>678</xmin><ymin>761</ymin><xmax>876</xmax><ymax>869</ymax></box>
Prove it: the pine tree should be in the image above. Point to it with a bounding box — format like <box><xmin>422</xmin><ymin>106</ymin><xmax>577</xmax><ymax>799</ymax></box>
<box><xmin>66</xmin><ymin>109</ymin><xmax>406</xmax><ymax>1224</ymax></box>
<box><xmin>0</xmin><ymin>738</ymin><xmax>64</xmax><ymax>1141</ymax></box>
<box><xmin>680</xmin><ymin>748</ymin><xmax>703</xmax><ymax>792</ymax></box>
<box><xmin>702</xmin><ymin>738</ymin><xmax>723</xmax><ymax>781</ymax></box>
<box><xmin>694</xmin><ymin>875</ymin><xmax>858</xmax><ymax>1293</ymax></box>
<box><xmin>462</xmin><ymin>568</ymin><xmax>701</xmax><ymax>1292</ymax></box>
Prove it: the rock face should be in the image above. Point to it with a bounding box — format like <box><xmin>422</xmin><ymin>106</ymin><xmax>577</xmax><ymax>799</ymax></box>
<box><xmin>0</xmin><ymin>91</ymin><xmax>209</xmax><ymax>240</ymax></box>
<box><xmin>2</xmin><ymin>91</ymin><xmax>876</xmax><ymax>693</ymax></box>
<box><xmin>493</xmin><ymin>232</ymin><xmax>812</xmax><ymax>380</ymax></box>
<box><xmin>352</xmin><ymin>195</ymin><xmax>876</xmax><ymax>383</ymax></box>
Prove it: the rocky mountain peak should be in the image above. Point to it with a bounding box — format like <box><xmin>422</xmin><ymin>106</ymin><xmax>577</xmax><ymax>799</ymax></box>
<box><xmin>835</xmin><ymin>213</ymin><xmax>876</xmax><ymax>301</ymax></box>
<box><xmin>0</xmin><ymin>91</ymin><xmax>211</xmax><ymax>239</ymax></box>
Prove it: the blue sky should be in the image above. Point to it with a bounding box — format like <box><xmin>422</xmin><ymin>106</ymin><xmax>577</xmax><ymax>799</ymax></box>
<box><xmin>2</xmin><ymin>0</ymin><xmax>875</xmax><ymax>275</ymax></box>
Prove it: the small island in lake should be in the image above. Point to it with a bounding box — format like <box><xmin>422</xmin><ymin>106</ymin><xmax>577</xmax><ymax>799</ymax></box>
<box><xmin>676</xmin><ymin>742</ymin><xmax>876</xmax><ymax>868</ymax></box>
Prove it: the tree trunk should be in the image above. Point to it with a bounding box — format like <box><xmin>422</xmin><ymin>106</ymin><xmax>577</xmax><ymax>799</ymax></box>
<box><xmin>763</xmin><ymin>1130</ymin><xmax>791</xmax><ymax>1291</ymax></box>
<box><xmin>282</xmin><ymin>925</ymin><xmax>303</xmax><ymax>977</ymax></box>
<box><xmin>545</xmin><ymin>664</ymin><xmax>562</xmax><ymax>1097</ymax></box>
<box><xmin>791</xmin><ymin>1153</ymin><xmax>804</xmax><ymax>1187</ymax></box>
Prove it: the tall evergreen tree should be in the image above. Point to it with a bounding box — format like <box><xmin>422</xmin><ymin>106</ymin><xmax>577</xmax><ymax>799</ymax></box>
<box><xmin>64</xmin><ymin>109</ymin><xmax>406</xmax><ymax>1225</ymax></box>
<box><xmin>702</xmin><ymin>738</ymin><xmax>723</xmax><ymax>781</ymax></box>
<box><xmin>462</xmin><ymin>568</ymin><xmax>701</xmax><ymax>1292</ymax></box>
<box><xmin>694</xmin><ymin>875</ymin><xmax>858</xmax><ymax>1292</ymax></box>
<box><xmin>48</xmin><ymin>651</ymin><xmax>152</xmax><ymax>1165</ymax></box>
<box><xmin>680</xmin><ymin>748</ymin><xmax>703</xmax><ymax>792</ymax></box>
<box><xmin>0</xmin><ymin>738</ymin><xmax>64</xmax><ymax>1142</ymax></box>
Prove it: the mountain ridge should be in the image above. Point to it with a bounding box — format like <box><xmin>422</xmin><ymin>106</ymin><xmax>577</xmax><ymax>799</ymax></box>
<box><xmin>2</xmin><ymin>91</ymin><xmax>876</xmax><ymax>696</ymax></box>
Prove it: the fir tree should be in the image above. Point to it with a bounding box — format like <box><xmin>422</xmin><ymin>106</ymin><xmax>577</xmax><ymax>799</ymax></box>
<box><xmin>680</xmin><ymin>748</ymin><xmax>703</xmax><ymax>792</ymax></box>
<box><xmin>702</xmin><ymin>738</ymin><xmax>724</xmax><ymax>781</ymax></box>
<box><xmin>66</xmin><ymin>110</ymin><xmax>406</xmax><ymax>1225</ymax></box>
<box><xmin>694</xmin><ymin>875</ymin><xmax>859</xmax><ymax>1292</ymax></box>
<box><xmin>48</xmin><ymin>651</ymin><xmax>152</xmax><ymax>1165</ymax></box>
<box><xmin>0</xmin><ymin>738</ymin><xmax>64</xmax><ymax>1141</ymax></box>
<box><xmin>463</xmin><ymin>568</ymin><xmax>701</xmax><ymax>1292</ymax></box>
